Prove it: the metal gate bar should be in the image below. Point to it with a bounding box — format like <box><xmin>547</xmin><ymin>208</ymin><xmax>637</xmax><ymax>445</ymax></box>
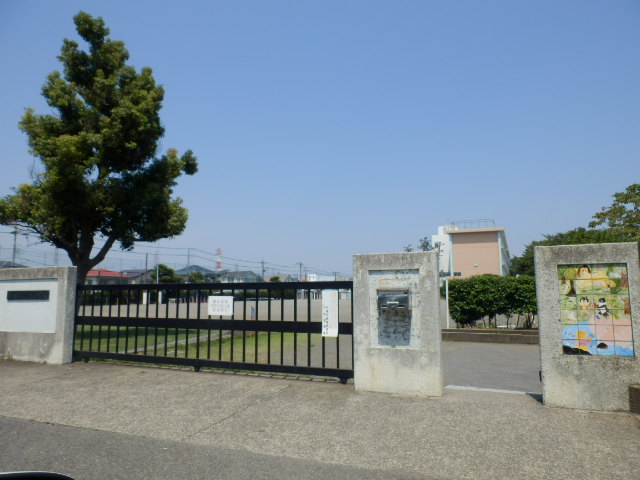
<box><xmin>74</xmin><ymin>281</ymin><xmax>353</xmax><ymax>383</ymax></box>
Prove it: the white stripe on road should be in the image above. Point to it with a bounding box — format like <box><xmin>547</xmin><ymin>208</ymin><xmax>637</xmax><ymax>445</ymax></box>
<box><xmin>445</xmin><ymin>384</ymin><xmax>531</xmax><ymax>395</ymax></box>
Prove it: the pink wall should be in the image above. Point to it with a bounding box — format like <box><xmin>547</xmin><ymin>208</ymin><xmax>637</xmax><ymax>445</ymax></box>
<box><xmin>451</xmin><ymin>230</ymin><xmax>501</xmax><ymax>277</ymax></box>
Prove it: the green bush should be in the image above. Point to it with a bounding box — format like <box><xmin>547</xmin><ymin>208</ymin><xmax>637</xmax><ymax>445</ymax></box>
<box><xmin>447</xmin><ymin>275</ymin><xmax>537</xmax><ymax>328</ymax></box>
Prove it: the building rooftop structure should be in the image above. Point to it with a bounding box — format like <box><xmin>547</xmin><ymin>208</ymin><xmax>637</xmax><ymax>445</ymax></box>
<box><xmin>86</xmin><ymin>268</ymin><xmax>132</xmax><ymax>285</ymax></box>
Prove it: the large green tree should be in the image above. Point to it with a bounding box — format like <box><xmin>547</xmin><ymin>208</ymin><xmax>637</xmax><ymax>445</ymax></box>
<box><xmin>0</xmin><ymin>12</ymin><xmax>197</xmax><ymax>284</ymax></box>
<box><xmin>589</xmin><ymin>183</ymin><xmax>640</xmax><ymax>240</ymax></box>
<box><xmin>511</xmin><ymin>184</ymin><xmax>640</xmax><ymax>277</ymax></box>
<box><xmin>510</xmin><ymin>227</ymin><xmax>627</xmax><ymax>276</ymax></box>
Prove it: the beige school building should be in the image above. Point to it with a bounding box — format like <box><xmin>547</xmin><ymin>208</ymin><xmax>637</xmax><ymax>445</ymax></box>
<box><xmin>432</xmin><ymin>220</ymin><xmax>510</xmax><ymax>280</ymax></box>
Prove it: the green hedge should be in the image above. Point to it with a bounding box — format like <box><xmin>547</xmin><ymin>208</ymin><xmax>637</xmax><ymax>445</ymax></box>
<box><xmin>446</xmin><ymin>275</ymin><xmax>537</xmax><ymax>328</ymax></box>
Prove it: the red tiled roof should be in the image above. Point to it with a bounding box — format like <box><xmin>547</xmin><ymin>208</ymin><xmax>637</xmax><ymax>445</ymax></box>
<box><xmin>87</xmin><ymin>269</ymin><xmax>132</xmax><ymax>278</ymax></box>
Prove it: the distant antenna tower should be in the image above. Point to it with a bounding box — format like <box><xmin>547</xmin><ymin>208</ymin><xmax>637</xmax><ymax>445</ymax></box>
<box><xmin>216</xmin><ymin>248</ymin><xmax>222</xmax><ymax>271</ymax></box>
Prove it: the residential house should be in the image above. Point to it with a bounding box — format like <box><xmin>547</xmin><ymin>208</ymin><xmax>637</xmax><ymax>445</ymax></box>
<box><xmin>86</xmin><ymin>268</ymin><xmax>132</xmax><ymax>285</ymax></box>
<box><xmin>218</xmin><ymin>271</ymin><xmax>263</xmax><ymax>283</ymax></box>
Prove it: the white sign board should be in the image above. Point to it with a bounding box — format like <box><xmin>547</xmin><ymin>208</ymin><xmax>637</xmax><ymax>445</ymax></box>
<box><xmin>0</xmin><ymin>279</ymin><xmax>59</xmax><ymax>333</ymax></box>
<box><xmin>208</xmin><ymin>296</ymin><xmax>234</xmax><ymax>316</ymax></box>
<box><xmin>321</xmin><ymin>289</ymin><xmax>339</xmax><ymax>337</ymax></box>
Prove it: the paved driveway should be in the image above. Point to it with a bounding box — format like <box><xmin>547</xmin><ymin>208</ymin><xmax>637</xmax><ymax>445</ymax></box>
<box><xmin>442</xmin><ymin>342</ymin><xmax>541</xmax><ymax>393</ymax></box>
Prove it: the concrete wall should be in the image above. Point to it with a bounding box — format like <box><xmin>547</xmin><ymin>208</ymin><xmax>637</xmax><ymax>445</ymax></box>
<box><xmin>535</xmin><ymin>243</ymin><xmax>640</xmax><ymax>411</ymax></box>
<box><xmin>0</xmin><ymin>267</ymin><xmax>77</xmax><ymax>364</ymax></box>
<box><xmin>353</xmin><ymin>252</ymin><xmax>442</xmax><ymax>396</ymax></box>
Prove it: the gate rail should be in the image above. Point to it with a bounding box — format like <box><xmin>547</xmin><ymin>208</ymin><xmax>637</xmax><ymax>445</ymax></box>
<box><xmin>74</xmin><ymin>281</ymin><xmax>354</xmax><ymax>382</ymax></box>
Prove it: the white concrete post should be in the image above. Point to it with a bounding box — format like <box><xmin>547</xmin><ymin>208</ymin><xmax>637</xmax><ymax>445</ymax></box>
<box><xmin>535</xmin><ymin>242</ymin><xmax>640</xmax><ymax>411</ymax></box>
<box><xmin>353</xmin><ymin>252</ymin><xmax>442</xmax><ymax>396</ymax></box>
<box><xmin>0</xmin><ymin>266</ymin><xmax>77</xmax><ymax>364</ymax></box>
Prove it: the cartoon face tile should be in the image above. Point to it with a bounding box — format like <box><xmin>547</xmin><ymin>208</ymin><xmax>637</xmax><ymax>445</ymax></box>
<box><xmin>574</xmin><ymin>280</ymin><xmax>593</xmax><ymax>294</ymax></box>
<box><xmin>575</xmin><ymin>265</ymin><xmax>593</xmax><ymax>279</ymax></box>
<box><xmin>560</xmin><ymin>295</ymin><xmax>577</xmax><ymax>309</ymax></box>
<box><xmin>562</xmin><ymin>324</ymin><xmax>578</xmax><ymax>339</ymax></box>
<box><xmin>618</xmin><ymin>294</ymin><xmax>631</xmax><ymax>315</ymax></box>
<box><xmin>577</xmin><ymin>310</ymin><xmax>593</xmax><ymax>324</ymax></box>
<box><xmin>614</xmin><ymin>341</ymin><xmax>635</xmax><ymax>357</ymax></box>
<box><xmin>610</xmin><ymin>276</ymin><xmax>626</xmax><ymax>291</ymax></box>
<box><xmin>594</xmin><ymin>340</ymin><xmax>615</xmax><ymax>355</ymax></box>
<box><xmin>604</xmin><ymin>294</ymin><xmax>626</xmax><ymax>311</ymax></box>
<box><xmin>592</xmin><ymin>281</ymin><xmax>617</xmax><ymax>295</ymax></box>
<box><xmin>575</xmin><ymin>327</ymin><xmax>595</xmax><ymax>347</ymax></box>
<box><xmin>613</xmin><ymin>325</ymin><xmax>633</xmax><ymax>343</ymax></box>
<box><xmin>562</xmin><ymin>339</ymin><xmax>578</xmax><ymax>353</ymax></box>
<box><xmin>591</xmin><ymin>264</ymin><xmax>609</xmax><ymax>277</ymax></box>
<box><xmin>605</xmin><ymin>264</ymin><xmax>627</xmax><ymax>279</ymax></box>
<box><xmin>589</xmin><ymin>294</ymin><xmax>604</xmax><ymax>308</ymax></box>
<box><xmin>576</xmin><ymin>295</ymin><xmax>592</xmax><ymax>310</ymax></box>
<box><xmin>558</xmin><ymin>279</ymin><xmax>576</xmax><ymax>296</ymax></box>
<box><xmin>592</xmin><ymin>297</ymin><xmax>613</xmax><ymax>316</ymax></box>
<box><xmin>593</xmin><ymin>312</ymin><xmax>613</xmax><ymax>325</ymax></box>
<box><xmin>558</xmin><ymin>265</ymin><xmax>578</xmax><ymax>280</ymax></box>
<box><xmin>612</xmin><ymin>315</ymin><xmax>632</xmax><ymax>326</ymax></box>
<box><xmin>593</xmin><ymin>324</ymin><xmax>615</xmax><ymax>341</ymax></box>
<box><xmin>561</xmin><ymin>310</ymin><xmax>578</xmax><ymax>325</ymax></box>
<box><xmin>579</xmin><ymin>339</ymin><xmax>598</xmax><ymax>355</ymax></box>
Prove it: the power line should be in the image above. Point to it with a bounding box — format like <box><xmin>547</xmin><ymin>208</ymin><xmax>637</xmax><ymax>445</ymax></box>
<box><xmin>1</xmin><ymin>235</ymin><xmax>350</xmax><ymax>277</ymax></box>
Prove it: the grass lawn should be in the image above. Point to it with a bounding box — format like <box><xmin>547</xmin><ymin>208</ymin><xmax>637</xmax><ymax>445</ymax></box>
<box><xmin>75</xmin><ymin>325</ymin><xmax>200</xmax><ymax>356</ymax></box>
<box><xmin>166</xmin><ymin>331</ymin><xmax>322</xmax><ymax>364</ymax></box>
<box><xmin>75</xmin><ymin>326</ymin><xmax>328</xmax><ymax>363</ymax></box>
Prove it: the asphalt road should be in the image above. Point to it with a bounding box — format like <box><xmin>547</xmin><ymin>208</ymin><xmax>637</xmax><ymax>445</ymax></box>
<box><xmin>442</xmin><ymin>342</ymin><xmax>541</xmax><ymax>393</ymax></box>
<box><xmin>2</xmin><ymin>343</ymin><xmax>636</xmax><ymax>480</ymax></box>
<box><xmin>0</xmin><ymin>416</ymin><xmax>431</xmax><ymax>480</ymax></box>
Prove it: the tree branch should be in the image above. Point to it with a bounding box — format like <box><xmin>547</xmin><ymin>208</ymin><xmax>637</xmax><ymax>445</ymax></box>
<box><xmin>88</xmin><ymin>235</ymin><xmax>117</xmax><ymax>269</ymax></box>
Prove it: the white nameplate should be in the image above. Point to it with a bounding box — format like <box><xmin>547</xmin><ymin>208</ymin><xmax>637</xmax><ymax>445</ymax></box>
<box><xmin>208</xmin><ymin>296</ymin><xmax>234</xmax><ymax>316</ymax></box>
<box><xmin>321</xmin><ymin>289</ymin><xmax>339</xmax><ymax>337</ymax></box>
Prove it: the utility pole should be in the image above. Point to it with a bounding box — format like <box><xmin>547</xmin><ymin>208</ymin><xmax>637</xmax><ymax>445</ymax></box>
<box><xmin>261</xmin><ymin>260</ymin><xmax>265</xmax><ymax>280</ymax></box>
<box><xmin>297</xmin><ymin>262</ymin><xmax>303</xmax><ymax>281</ymax></box>
<box><xmin>12</xmin><ymin>226</ymin><xmax>18</xmax><ymax>264</ymax></box>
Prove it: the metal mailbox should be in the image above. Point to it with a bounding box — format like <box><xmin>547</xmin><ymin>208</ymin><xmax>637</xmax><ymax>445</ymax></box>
<box><xmin>377</xmin><ymin>290</ymin><xmax>411</xmax><ymax>347</ymax></box>
<box><xmin>377</xmin><ymin>291</ymin><xmax>410</xmax><ymax>311</ymax></box>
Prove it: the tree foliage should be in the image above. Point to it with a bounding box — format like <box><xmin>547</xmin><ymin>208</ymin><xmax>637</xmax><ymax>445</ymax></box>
<box><xmin>0</xmin><ymin>12</ymin><xmax>197</xmax><ymax>284</ymax></box>
<box><xmin>404</xmin><ymin>236</ymin><xmax>438</xmax><ymax>252</ymax></box>
<box><xmin>589</xmin><ymin>183</ymin><xmax>640</xmax><ymax>240</ymax></box>
<box><xmin>187</xmin><ymin>271</ymin><xmax>205</xmax><ymax>283</ymax></box>
<box><xmin>447</xmin><ymin>275</ymin><xmax>537</xmax><ymax>328</ymax></box>
<box><xmin>510</xmin><ymin>184</ymin><xmax>640</xmax><ymax>277</ymax></box>
<box><xmin>509</xmin><ymin>227</ymin><xmax>627</xmax><ymax>276</ymax></box>
<box><xmin>157</xmin><ymin>264</ymin><xmax>183</xmax><ymax>284</ymax></box>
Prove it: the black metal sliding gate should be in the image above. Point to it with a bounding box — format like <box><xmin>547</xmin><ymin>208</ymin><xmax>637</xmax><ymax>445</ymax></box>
<box><xmin>74</xmin><ymin>281</ymin><xmax>354</xmax><ymax>383</ymax></box>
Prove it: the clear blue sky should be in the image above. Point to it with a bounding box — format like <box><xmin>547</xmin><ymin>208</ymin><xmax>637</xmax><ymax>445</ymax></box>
<box><xmin>1</xmin><ymin>0</ymin><xmax>639</xmax><ymax>277</ymax></box>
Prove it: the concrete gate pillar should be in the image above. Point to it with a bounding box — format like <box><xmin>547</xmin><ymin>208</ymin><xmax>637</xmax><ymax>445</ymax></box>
<box><xmin>353</xmin><ymin>252</ymin><xmax>442</xmax><ymax>396</ymax></box>
<box><xmin>0</xmin><ymin>266</ymin><xmax>77</xmax><ymax>364</ymax></box>
<box><xmin>535</xmin><ymin>243</ymin><xmax>640</xmax><ymax>411</ymax></box>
